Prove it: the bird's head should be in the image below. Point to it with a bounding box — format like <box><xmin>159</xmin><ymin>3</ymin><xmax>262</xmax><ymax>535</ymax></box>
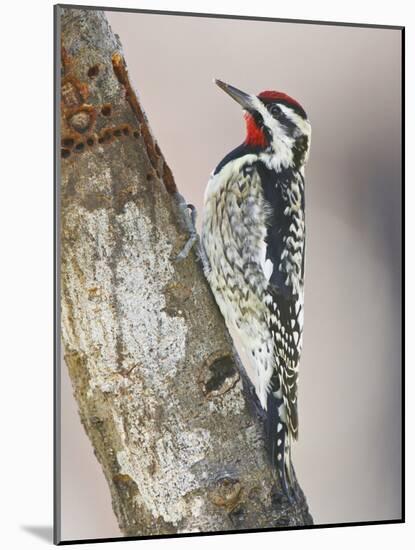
<box><xmin>215</xmin><ymin>79</ymin><xmax>311</xmax><ymax>168</ymax></box>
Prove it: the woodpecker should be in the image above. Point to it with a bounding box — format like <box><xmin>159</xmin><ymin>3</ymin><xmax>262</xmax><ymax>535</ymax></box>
<box><xmin>200</xmin><ymin>79</ymin><xmax>311</xmax><ymax>497</ymax></box>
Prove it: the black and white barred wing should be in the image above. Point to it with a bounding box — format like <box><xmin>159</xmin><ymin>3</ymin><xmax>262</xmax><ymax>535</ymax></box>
<box><xmin>258</xmin><ymin>165</ymin><xmax>306</xmax><ymax>439</ymax></box>
<box><xmin>266</xmin><ymin>287</ymin><xmax>303</xmax><ymax>439</ymax></box>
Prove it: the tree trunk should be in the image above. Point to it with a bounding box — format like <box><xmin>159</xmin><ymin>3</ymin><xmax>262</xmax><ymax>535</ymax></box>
<box><xmin>58</xmin><ymin>6</ymin><xmax>312</xmax><ymax>537</ymax></box>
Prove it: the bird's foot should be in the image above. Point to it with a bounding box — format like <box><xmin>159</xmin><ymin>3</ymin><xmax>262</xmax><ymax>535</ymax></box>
<box><xmin>174</xmin><ymin>192</ymin><xmax>198</xmax><ymax>261</ymax></box>
<box><xmin>174</xmin><ymin>192</ymin><xmax>211</xmax><ymax>274</ymax></box>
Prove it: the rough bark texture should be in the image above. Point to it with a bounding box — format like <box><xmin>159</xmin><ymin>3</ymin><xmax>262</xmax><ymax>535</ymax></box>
<box><xmin>59</xmin><ymin>7</ymin><xmax>312</xmax><ymax>537</ymax></box>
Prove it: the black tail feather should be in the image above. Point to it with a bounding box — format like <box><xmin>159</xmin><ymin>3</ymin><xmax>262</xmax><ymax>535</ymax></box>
<box><xmin>265</xmin><ymin>391</ymin><xmax>295</xmax><ymax>502</ymax></box>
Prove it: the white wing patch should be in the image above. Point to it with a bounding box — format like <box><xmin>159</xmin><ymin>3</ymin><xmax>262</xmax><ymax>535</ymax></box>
<box><xmin>259</xmin><ymin>240</ymin><xmax>274</xmax><ymax>282</ymax></box>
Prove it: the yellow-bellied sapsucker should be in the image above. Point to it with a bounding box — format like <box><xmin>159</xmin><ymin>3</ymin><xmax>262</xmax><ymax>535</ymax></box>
<box><xmin>201</xmin><ymin>80</ymin><xmax>311</xmax><ymax>499</ymax></box>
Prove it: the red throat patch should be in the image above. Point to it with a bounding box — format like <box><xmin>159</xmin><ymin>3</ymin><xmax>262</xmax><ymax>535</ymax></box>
<box><xmin>244</xmin><ymin>112</ymin><xmax>267</xmax><ymax>148</ymax></box>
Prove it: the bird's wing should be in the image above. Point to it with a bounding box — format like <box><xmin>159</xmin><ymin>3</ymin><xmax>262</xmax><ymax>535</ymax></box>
<box><xmin>267</xmin><ymin>286</ymin><xmax>302</xmax><ymax>438</ymax></box>
<box><xmin>255</xmin><ymin>162</ymin><xmax>306</xmax><ymax>438</ymax></box>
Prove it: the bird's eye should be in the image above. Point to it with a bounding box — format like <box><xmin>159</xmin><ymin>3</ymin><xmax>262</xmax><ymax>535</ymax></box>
<box><xmin>268</xmin><ymin>104</ymin><xmax>281</xmax><ymax>117</ymax></box>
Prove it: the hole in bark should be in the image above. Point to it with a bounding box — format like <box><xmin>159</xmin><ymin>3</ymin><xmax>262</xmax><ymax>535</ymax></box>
<box><xmin>122</xmin><ymin>126</ymin><xmax>130</xmax><ymax>136</ymax></box>
<box><xmin>86</xmin><ymin>137</ymin><xmax>94</xmax><ymax>146</ymax></box>
<box><xmin>205</xmin><ymin>358</ymin><xmax>234</xmax><ymax>393</ymax></box>
<box><xmin>210</xmin><ymin>477</ymin><xmax>241</xmax><ymax>509</ymax></box>
<box><xmin>200</xmin><ymin>355</ymin><xmax>240</xmax><ymax>398</ymax></box>
<box><xmin>75</xmin><ymin>142</ymin><xmax>85</xmax><ymax>152</ymax></box>
<box><xmin>98</xmin><ymin>130</ymin><xmax>113</xmax><ymax>144</ymax></box>
<box><xmin>146</xmin><ymin>173</ymin><xmax>153</xmax><ymax>181</ymax></box>
<box><xmin>133</xmin><ymin>130</ymin><xmax>140</xmax><ymax>138</ymax></box>
<box><xmin>114</xmin><ymin>128</ymin><xmax>122</xmax><ymax>137</ymax></box>
<box><xmin>88</xmin><ymin>65</ymin><xmax>99</xmax><ymax>77</ymax></box>
<box><xmin>62</xmin><ymin>137</ymin><xmax>74</xmax><ymax>148</ymax></box>
<box><xmin>101</xmin><ymin>104</ymin><xmax>112</xmax><ymax>116</ymax></box>
<box><xmin>61</xmin><ymin>148</ymin><xmax>70</xmax><ymax>158</ymax></box>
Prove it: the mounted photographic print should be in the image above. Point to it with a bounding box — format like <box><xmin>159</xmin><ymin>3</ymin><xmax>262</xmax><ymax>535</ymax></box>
<box><xmin>54</xmin><ymin>4</ymin><xmax>404</xmax><ymax>545</ymax></box>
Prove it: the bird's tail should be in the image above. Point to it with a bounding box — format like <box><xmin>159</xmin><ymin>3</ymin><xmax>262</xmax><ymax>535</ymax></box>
<box><xmin>266</xmin><ymin>391</ymin><xmax>295</xmax><ymax>499</ymax></box>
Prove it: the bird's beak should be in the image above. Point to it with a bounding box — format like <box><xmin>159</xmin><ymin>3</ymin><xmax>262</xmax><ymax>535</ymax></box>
<box><xmin>214</xmin><ymin>79</ymin><xmax>253</xmax><ymax>110</ymax></box>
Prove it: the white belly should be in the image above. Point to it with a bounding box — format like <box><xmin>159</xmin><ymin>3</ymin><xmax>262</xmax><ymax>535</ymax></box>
<box><xmin>205</xmin><ymin>258</ymin><xmax>274</xmax><ymax>410</ymax></box>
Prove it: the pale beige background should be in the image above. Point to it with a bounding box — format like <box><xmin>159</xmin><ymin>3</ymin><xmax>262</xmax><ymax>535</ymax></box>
<box><xmin>60</xmin><ymin>10</ymin><xmax>402</xmax><ymax>541</ymax></box>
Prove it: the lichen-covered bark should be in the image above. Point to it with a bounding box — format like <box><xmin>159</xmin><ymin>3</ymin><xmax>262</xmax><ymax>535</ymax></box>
<box><xmin>59</xmin><ymin>6</ymin><xmax>312</xmax><ymax>537</ymax></box>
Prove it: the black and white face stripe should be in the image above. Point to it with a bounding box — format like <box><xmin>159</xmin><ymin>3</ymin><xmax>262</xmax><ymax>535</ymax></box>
<box><xmin>265</xmin><ymin>103</ymin><xmax>299</xmax><ymax>135</ymax></box>
<box><xmin>256</xmin><ymin>100</ymin><xmax>310</xmax><ymax>141</ymax></box>
<box><xmin>245</xmin><ymin>96</ymin><xmax>312</xmax><ymax>168</ymax></box>
<box><xmin>248</xmin><ymin>104</ymin><xmax>308</xmax><ymax>149</ymax></box>
<box><xmin>260</xmin><ymin>97</ymin><xmax>308</xmax><ymax>121</ymax></box>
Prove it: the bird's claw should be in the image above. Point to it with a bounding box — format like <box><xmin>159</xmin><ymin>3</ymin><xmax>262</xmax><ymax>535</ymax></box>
<box><xmin>173</xmin><ymin>193</ymin><xmax>211</xmax><ymax>275</ymax></box>
<box><xmin>174</xmin><ymin>193</ymin><xmax>198</xmax><ymax>261</ymax></box>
